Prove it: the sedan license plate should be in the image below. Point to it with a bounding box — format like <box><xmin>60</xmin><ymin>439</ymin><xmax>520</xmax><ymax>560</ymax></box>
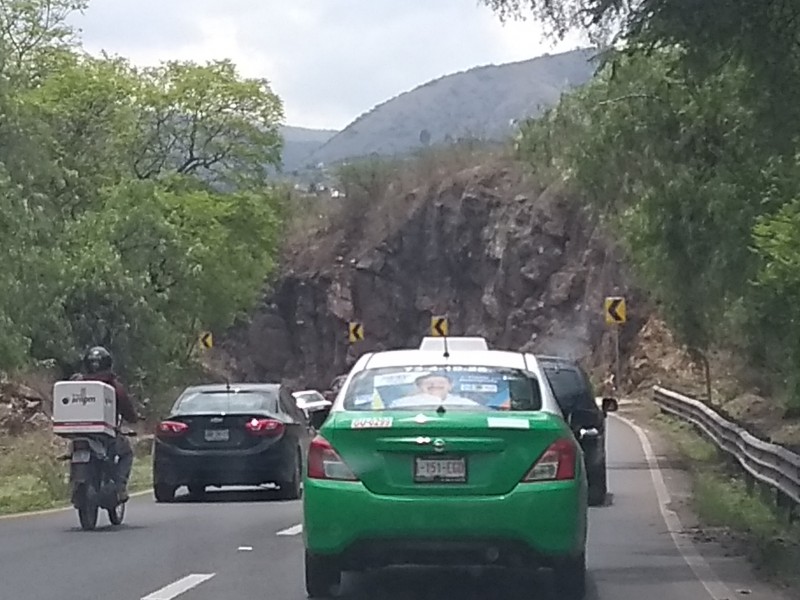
<box><xmin>204</xmin><ymin>429</ymin><xmax>230</xmax><ymax>442</ymax></box>
<box><xmin>414</xmin><ymin>456</ymin><xmax>467</xmax><ymax>483</ymax></box>
<box><xmin>71</xmin><ymin>449</ymin><xmax>91</xmax><ymax>464</ymax></box>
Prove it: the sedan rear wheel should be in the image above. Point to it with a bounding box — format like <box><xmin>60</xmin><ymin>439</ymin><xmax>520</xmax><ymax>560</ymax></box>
<box><xmin>277</xmin><ymin>452</ymin><xmax>302</xmax><ymax>500</ymax></box>
<box><xmin>153</xmin><ymin>483</ymin><xmax>176</xmax><ymax>503</ymax></box>
<box><xmin>304</xmin><ymin>551</ymin><xmax>341</xmax><ymax>598</ymax></box>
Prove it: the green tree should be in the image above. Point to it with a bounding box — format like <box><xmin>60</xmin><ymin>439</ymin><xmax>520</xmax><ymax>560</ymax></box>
<box><xmin>132</xmin><ymin>60</ymin><xmax>284</xmax><ymax>188</ymax></box>
<box><xmin>0</xmin><ymin>0</ymin><xmax>288</xmax><ymax>401</ymax></box>
<box><xmin>0</xmin><ymin>0</ymin><xmax>87</xmax><ymax>81</ymax></box>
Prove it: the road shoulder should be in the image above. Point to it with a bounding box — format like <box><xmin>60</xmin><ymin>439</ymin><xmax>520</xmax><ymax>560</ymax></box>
<box><xmin>619</xmin><ymin>401</ymin><xmax>795</xmax><ymax>600</ymax></box>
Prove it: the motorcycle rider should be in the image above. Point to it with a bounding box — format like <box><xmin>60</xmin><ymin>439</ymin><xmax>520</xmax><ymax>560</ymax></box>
<box><xmin>71</xmin><ymin>346</ymin><xmax>138</xmax><ymax>502</ymax></box>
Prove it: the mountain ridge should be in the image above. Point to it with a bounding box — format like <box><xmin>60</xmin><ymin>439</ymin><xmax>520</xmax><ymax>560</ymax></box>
<box><xmin>301</xmin><ymin>47</ymin><xmax>598</xmax><ymax>168</ymax></box>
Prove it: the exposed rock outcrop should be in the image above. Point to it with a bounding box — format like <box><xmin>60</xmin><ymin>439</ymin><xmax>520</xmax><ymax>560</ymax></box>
<box><xmin>218</xmin><ymin>160</ymin><xmax>650</xmax><ymax>389</ymax></box>
<box><xmin>0</xmin><ymin>380</ymin><xmax>48</xmax><ymax>435</ymax></box>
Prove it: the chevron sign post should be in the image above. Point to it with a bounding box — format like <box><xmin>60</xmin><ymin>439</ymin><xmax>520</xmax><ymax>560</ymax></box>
<box><xmin>604</xmin><ymin>296</ymin><xmax>627</xmax><ymax>395</ymax></box>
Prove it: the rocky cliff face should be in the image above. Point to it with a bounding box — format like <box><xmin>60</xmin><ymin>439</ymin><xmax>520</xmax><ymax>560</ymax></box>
<box><xmin>0</xmin><ymin>380</ymin><xmax>48</xmax><ymax>434</ymax></box>
<box><xmin>217</xmin><ymin>160</ymin><xmax>650</xmax><ymax>389</ymax></box>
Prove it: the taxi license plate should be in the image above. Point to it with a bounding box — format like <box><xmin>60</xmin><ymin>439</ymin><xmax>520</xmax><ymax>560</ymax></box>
<box><xmin>414</xmin><ymin>456</ymin><xmax>467</xmax><ymax>483</ymax></box>
<box><xmin>204</xmin><ymin>429</ymin><xmax>230</xmax><ymax>442</ymax></box>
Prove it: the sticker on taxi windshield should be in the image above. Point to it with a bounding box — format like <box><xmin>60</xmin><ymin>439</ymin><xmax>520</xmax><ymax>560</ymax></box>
<box><xmin>487</xmin><ymin>417</ymin><xmax>530</xmax><ymax>429</ymax></box>
<box><xmin>351</xmin><ymin>417</ymin><xmax>394</xmax><ymax>429</ymax></box>
<box><xmin>460</xmin><ymin>382</ymin><xmax>499</xmax><ymax>393</ymax></box>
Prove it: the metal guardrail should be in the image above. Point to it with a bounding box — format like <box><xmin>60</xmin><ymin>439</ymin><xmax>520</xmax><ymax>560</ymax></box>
<box><xmin>652</xmin><ymin>386</ymin><xmax>800</xmax><ymax>510</ymax></box>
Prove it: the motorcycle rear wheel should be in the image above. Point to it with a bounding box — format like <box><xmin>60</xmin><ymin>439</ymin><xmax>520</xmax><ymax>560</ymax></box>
<box><xmin>77</xmin><ymin>484</ymin><xmax>99</xmax><ymax>531</ymax></box>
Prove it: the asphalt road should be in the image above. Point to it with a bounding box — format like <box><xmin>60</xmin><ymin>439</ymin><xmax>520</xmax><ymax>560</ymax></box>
<box><xmin>0</xmin><ymin>415</ymin><xmax>789</xmax><ymax>600</ymax></box>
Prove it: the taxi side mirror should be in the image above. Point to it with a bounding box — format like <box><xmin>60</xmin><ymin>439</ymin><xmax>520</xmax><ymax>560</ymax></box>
<box><xmin>601</xmin><ymin>397</ymin><xmax>619</xmax><ymax>414</ymax></box>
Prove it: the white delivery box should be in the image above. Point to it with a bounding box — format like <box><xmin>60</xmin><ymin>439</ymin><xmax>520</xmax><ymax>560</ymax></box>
<box><xmin>52</xmin><ymin>380</ymin><xmax>117</xmax><ymax>437</ymax></box>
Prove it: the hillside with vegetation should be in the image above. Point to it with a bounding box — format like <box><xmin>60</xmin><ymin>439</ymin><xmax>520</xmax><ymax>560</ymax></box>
<box><xmin>279</xmin><ymin>125</ymin><xmax>337</xmax><ymax>172</ymax></box>
<box><xmin>222</xmin><ymin>0</ymin><xmax>800</xmax><ymax>446</ymax></box>
<box><xmin>304</xmin><ymin>48</ymin><xmax>598</xmax><ymax>167</ymax></box>
<box><xmin>2</xmin><ymin>0</ymin><xmax>800</xmax><ymax>439</ymax></box>
<box><xmin>477</xmin><ymin>1</ymin><xmax>800</xmax><ymax>426</ymax></box>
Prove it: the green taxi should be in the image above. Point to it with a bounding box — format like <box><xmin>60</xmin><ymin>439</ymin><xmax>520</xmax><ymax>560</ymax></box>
<box><xmin>303</xmin><ymin>337</ymin><xmax>589</xmax><ymax>598</ymax></box>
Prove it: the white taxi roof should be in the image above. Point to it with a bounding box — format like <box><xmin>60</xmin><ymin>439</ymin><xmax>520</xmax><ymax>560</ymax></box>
<box><xmin>363</xmin><ymin>349</ymin><xmax>528</xmax><ymax>370</ymax></box>
<box><xmin>418</xmin><ymin>336</ymin><xmax>489</xmax><ymax>352</ymax></box>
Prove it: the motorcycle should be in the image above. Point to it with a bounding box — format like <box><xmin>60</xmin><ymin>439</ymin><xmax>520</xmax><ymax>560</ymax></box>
<box><xmin>62</xmin><ymin>414</ymin><xmax>138</xmax><ymax>531</ymax></box>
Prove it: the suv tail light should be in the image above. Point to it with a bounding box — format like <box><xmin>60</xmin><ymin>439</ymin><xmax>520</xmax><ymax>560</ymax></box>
<box><xmin>245</xmin><ymin>418</ymin><xmax>285</xmax><ymax>436</ymax></box>
<box><xmin>307</xmin><ymin>435</ymin><xmax>357</xmax><ymax>481</ymax></box>
<box><xmin>157</xmin><ymin>420</ymin><xmax>189</xmax><ymax>438</ymax></box>
<box><xmin>522</xmin><ymin>438</ymin><xmax>577</xmax><ymax>482</ymax></box>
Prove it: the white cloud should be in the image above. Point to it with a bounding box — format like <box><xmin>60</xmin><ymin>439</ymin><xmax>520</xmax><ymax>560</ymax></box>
<box><xmin>70</xmin><ymin>1</ymin><xmax>588</xmax><ymax>130</ymax></box>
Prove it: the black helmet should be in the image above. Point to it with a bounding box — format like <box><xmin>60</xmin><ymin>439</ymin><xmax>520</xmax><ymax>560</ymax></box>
<box><xmin>83</xmin><ymin>346</ymin><xmax>113</xmax><ymax>374</ymax></box>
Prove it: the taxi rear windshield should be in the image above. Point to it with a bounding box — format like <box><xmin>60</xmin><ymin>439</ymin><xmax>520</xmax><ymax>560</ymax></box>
<box><xmin>341</xmin><ymin>366</ymin><xmax>542</xmax><ymax>411</ymax></box>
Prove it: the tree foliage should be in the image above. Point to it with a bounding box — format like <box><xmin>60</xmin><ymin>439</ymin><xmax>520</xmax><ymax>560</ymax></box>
<box><xmin>0</xmin><ymin>0</ymin><xmax>286</xmax><ymax>398</ymax></box>
<box><xmin>495</xmin><ymin>1</ymin><xmax>800</xmax><ymax>409</ymax></box>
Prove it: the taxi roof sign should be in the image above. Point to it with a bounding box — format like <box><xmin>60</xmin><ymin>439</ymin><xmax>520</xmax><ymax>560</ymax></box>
<box><xmin>418</xmin><ymin>336</ymin><xmax>489</xmax><ymax>352</ymax></box>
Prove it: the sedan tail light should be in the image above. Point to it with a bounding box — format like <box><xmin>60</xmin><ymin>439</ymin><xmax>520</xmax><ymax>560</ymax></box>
<box><xmin>245</xmin><ymin>418</ymin><xmax>285</xmax><ymax>436</ymax></box>
<box><xmin>307</xmin><ymin>435</ymin><xmax>357</xmax><ymax>481</ymax></box>
<box><xmin>521</xmin><ymin>438</ymin><xmax>577</xmax><ymax>482</ymax></box>
<box><xmin>157</xmin><ymin>420</ymin><xmax>189</xmax><ymax>438</ymax></box>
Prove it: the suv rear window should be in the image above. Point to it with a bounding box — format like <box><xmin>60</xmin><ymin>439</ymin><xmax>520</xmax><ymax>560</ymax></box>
<box><xmin>542</xmin><ymin>365</ymin><xmax>595</xmax><ymax>412</ymax></box>
<box><xmin>174</xmin><ymin>390</ymin><xmax>279</xmax><ymax>415</ymax></box>
<box><xmin>341</xmin><ymin>365</ymin><xmax>542</xmax><ymax>412</ymax></box>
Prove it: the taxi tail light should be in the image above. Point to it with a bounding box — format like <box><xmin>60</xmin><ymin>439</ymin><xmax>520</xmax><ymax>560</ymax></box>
<box><xmin>307</xmin><ymin>435</ymin><xmax>358</xmax><ymax>481</ymax></box>
<box><xmin>522</xmin><ymin>438</ymin><xmax>577</xmax><ymax>482</ymax></box>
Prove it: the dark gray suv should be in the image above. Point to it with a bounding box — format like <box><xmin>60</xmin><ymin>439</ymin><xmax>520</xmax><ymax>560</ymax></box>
<box><xmin>538</xmin><ymin>356</ymin><xmax>619</xmax><ymax>506</ymax></box>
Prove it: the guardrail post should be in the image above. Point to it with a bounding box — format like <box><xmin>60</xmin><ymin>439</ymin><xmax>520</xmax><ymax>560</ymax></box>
<box><xmin>758</xmin><ymin>481</ymin><xmax>774</xmax><ymax>506</ymax></box>
<box><xmin>775</xmin><ymin>489</ymin><xmax>797</xmax><ymax>523</ymax></box>
<box><xmin>744</xmin><ymin>469</ymin><xmax>755</xmax><ymax>495</ymax></box>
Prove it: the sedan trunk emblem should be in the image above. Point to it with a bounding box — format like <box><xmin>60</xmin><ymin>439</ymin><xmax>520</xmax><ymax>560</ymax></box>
<box><xmin>433</xmin><ymin>439</ymin><xmax>446</xmax><ymax>452</ymax></box>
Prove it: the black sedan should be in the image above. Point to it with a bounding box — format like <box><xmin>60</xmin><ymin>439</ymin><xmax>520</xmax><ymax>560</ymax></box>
<box><xmin>538</xmin><ymin>355</ymin><xmax>619</xmax><ymax>506</ymax></box>
<box><xmin>152</xmin><ymin>383</ymin><xmax>312</xmax><ymax>503</ymax></box>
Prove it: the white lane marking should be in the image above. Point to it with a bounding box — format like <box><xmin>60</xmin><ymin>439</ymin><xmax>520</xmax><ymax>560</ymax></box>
<box><xmin>613</xmin><ymin>414</ymin><xmax>735</xmax><ymax>600</ymax></box>
<box><xmin>237</xmin><ymin>545</ymin><xmax>253</xmax><ymax>551</ymax></box>
<box><xmin>141</xmin><ymin>574</ymin><xmax>215</xmax><ymax>600</ymax></box>
<box><xmin>276</xmin><ymin>523</ymin><xmax>303</xmax><ymax>536</ymax></box>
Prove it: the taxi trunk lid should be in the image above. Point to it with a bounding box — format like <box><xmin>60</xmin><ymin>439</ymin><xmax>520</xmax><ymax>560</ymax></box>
<box><xmin>326</xmin><ymin>410</ymin><xmax>571</xmax><ymax>496</ymax></box>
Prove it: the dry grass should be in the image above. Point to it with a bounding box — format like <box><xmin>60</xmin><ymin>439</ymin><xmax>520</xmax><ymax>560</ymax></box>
<box><xmin>0</xmin><ymin>431</ymin><xmax>152</xmax><ymax>516</ymax></box>
<box><xmin>653</xmin><ymin>413</ymin><xmax>800</xmax><ymax>589</ymax></box>
<box><xmin>282</xmin><ymin>141</ymin><xmax>518</xmax><ymax>273</ymax></box>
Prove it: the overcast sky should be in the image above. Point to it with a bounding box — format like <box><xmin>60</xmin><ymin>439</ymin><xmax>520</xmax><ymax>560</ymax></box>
<box><xmin>71</xmin><ymin>1</ymin><xmax>587</xmax><ymax>131</ymax></box>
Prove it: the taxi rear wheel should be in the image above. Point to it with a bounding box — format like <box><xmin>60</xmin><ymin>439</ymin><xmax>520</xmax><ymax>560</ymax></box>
<box><xmin>304</xmin><ymin>550</ymin><xmax>341</xmax><ymax>598</ymax></box>
<box><xmin>553</xmin><ymin>552</ymin><xmax>586</xmax><ymax>600</ymax></box>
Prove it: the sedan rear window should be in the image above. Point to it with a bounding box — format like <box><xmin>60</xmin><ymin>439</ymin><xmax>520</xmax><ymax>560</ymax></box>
<box><xmin>341</xmin><ymin>366</ymin><xmax>542</xmax><ymax>412</ymax></box>
<box><xmin>175</xmin><ymin>390</ymin><xmax>279</xmax><ymax>414</ymax></box>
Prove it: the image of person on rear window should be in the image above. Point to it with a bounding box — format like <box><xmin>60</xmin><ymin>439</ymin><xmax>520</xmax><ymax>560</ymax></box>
<box><xmin>390</xmin><ymin>372</ymin><xmax>480</xmax><ymax>408</ymax></box>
